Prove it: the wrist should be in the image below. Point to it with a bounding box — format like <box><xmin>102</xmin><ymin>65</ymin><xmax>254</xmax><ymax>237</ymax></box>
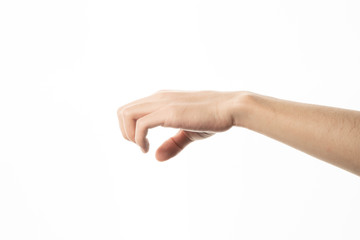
<box><xmin>229</xmin><ymin>91</ymin><xmax>257</xmax><ymax>128</ymax></box>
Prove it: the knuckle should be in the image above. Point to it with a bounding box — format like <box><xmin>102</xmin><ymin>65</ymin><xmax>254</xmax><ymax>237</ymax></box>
<box><xmin>155</xmin><ymin>90</ymin><xmax>171</xmax><ymax>98</ymax></box>
<box><xmin>136</xmin><ymin>118</ymin><xmax>144</xmax><ymax>130</ymax></box>
<box><xmin>121</xmin><ymin>107</ymin><xmax>132</xmax><ymax>119</ymax></box>
<box><xmin>117</xmin><ymin>107</ymin><xmax>123</xmax><ymax>117</ymax></box>
<box><xmin>117</xmin><ymin>107</ymin><xmax>129</xmax><ymax>119</ymax></box>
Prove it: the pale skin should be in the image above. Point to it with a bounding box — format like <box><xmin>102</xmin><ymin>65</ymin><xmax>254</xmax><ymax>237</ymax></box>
<box><xmin>117</xmin><ymin>90</ymin><xmax>360</xmax><ymax>176</ymax></box>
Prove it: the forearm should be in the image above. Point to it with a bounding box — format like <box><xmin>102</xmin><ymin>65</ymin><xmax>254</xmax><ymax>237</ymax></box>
<box><xmin>232</xmin><ymin>92</ymin><xmax>360</xmax><ymax>175</ymax></box>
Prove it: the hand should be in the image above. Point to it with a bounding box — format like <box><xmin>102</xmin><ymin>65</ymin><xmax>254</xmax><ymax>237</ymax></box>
<box><xmin>118</xmin><ymin>90</ymin><xmax>360</xmax><ymax>175</ymax></box>
<box><xmin>117</xmin><ymin>90</ymin><xmax>239</xmax><ymax>161</ymax></box>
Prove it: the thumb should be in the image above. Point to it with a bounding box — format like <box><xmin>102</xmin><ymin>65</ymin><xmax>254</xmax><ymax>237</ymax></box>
<box><xmin>155</xmin><ymin>129</ymin><xmax>194</xmax><ymax>162</ymax></box>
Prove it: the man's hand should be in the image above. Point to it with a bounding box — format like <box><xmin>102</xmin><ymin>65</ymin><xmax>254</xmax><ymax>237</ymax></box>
<box><xmin>117</xmin><ymin>90</ymin><xmax>239</xmax><ymax>161</ymax></box>
<box><xmin>118</xmin><ymin>90</ymin><xmax>360</xmax><ymax>176</ymax></box>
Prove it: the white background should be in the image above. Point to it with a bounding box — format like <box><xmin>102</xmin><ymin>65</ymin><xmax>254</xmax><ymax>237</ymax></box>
<box><xmin>1</xmin><ymin>0</ymin><xmax>360</xmax><ymax>239</ymax></box>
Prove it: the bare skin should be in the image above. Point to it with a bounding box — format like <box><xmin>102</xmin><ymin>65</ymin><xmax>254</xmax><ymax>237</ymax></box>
<box><xmin>117</xmin><ymin>90</ymin><xmax>360</xmax><ymax>176</ymax></box>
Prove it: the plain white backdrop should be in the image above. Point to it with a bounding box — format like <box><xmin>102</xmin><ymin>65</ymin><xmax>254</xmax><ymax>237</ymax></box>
<box><xmin>1</xmin><ymin>0</ymin><xmax>360</xmax><ymax>239</ymax></box>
